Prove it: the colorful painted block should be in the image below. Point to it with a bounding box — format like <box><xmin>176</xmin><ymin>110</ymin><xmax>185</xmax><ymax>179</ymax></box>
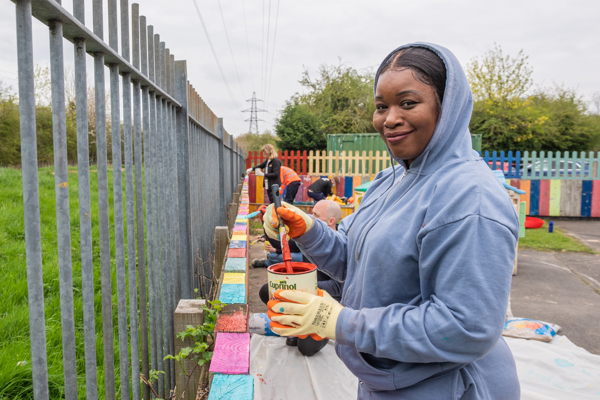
<box><xmin>207</xmin><ymin>374</ymin><xmax>253</xmax><ymax>400</ymax></box>
<box><xmin>229</xmin><ymin>240</ymin><xmax>247</xmax><ymax>249</ymax></box>
<box><xmin>549</xmin><ymin>180</ymin><xmax>561</xmax><ymax>216</ymax></box>
<box><xmin>223</xmin><ymin>273</ymin><xmax>246</xmax><ymax>285</ymax></box>
<box><xmin>231</xmin><ymin>234</ymin><xmax>247</xmax><ymax>241</ymax></box>
<box><xmin>235</xmin><ymin>219</ymin><xmax>248</xmax><ymax>224</ymax></box>
<box><xmin>216</xmin><ymin>304</ymin><xmax>249</xmax><ymax>333</ymax></box>
<box><xmin>209</xmin><ymin>332</ymin><xmax>250</xmax><ymax>375</ymax></box>
<box><xmin>345</xmin><ymin>176</ymin><xmax>354</xmax><ymax>198</ymax></box>
<box><xmin>529</xmin><ymin>180</ymin><xmax>540</xmax><ymax>216</ymax></box>
<box><xmin>591</xmin><ymin>180</ymin><xmax>600</xmax><ymax>218</ymax></box>
<box><xmin>227</xmin><ymin>248</ymin><xmax>246</xmax><ymax>258</ymax></box>
<box><xmin>219</xmin><ymin>284</ymin><xmax>246</xmax><ymax>304</ymax></box>
<box><xmin>225</xmin><ymin>258</ymin><xmax>247</xmax><ymax>272</ymax></box>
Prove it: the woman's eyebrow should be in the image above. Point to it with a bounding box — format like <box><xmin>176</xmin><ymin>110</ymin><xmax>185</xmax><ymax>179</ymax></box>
<box><xmin>375</xmin><ymin>89</ymin><xmax>422</xmax><ymax>99</ymax></box>
<box><xmin>396</xmin><ymin>90</ymin><xmax>421</xmax><ymax>96</ymax></box>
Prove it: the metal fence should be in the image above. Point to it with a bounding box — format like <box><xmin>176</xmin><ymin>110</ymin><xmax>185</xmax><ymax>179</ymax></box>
<box><xmin>11</xmin><ymin>0</ymin><xmax>244</xmax><ymax>398</ymax></box>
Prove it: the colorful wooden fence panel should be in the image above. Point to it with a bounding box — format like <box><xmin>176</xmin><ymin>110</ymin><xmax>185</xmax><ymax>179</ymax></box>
<box><xmin>247</xmin><ymin>150</ymin><xmax>600</xmax><ymax>180</ymax></box>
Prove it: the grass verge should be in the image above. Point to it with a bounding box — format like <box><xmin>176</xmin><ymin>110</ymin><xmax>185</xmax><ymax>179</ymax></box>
<box><xmin>518</xmin><ymin>222</ymin><xmax>595</xmax><ymax>253</ymax></box>
<box><xmin>0</xmin><ymin>166</ymin><xmax>132</xmax><ymax>399</ymax></box>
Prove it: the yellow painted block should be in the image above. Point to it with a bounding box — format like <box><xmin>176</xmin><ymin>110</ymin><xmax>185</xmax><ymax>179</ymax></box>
<box><xmin>231</xmin><ymin>235</ymin><xmax>247</xmax><ymax>242</ymax></box>
<box><xmin>520</xmin><ymin>180</ymin><xmax>531</xmax><ymax>215</ymax></box>
<box><xmin>549</xmin><ymin>180</ymin><xmax>561</xmax><ymax>216</ymax></box>
<box><xmin>223</xmin><ymin>273</ymin><xmax>246</xmax><ymax>284</ymax></box>
<box><xmin>235</xmin><ymin>219</ymin><xmax>248</xmax><ymax>223</ymax></box>
<box><xmin>256</xmin><ymin>175</ymin><xmax>264</xmax><ymax>203</ymax></box>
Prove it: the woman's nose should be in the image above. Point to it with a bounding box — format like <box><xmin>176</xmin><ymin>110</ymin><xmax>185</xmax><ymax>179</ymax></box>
<box><xmin>384</xmin><ymin>107</ymin><xmax>404</xmax><ymax>128</ymax></box>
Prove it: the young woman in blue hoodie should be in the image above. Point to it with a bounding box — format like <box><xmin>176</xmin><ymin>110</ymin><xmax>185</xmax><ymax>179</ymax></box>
<box><xmin>264</xmin><ymin>43</ymin><xmax>520</xmax><ymax>399</ymax></box>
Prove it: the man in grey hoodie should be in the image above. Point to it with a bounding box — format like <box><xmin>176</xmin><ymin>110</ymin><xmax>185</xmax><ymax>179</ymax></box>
<box><xmin>264</xmin><ymin>43</ymin><xmax>520</xmax><ymax>399</ymax></box>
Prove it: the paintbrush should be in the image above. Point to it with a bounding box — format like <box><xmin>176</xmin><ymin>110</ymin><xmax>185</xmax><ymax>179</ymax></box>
<box><xmin>271</xmin><ymin>184</ymin><xmax>294</xmax><ymax>274</ymax></box>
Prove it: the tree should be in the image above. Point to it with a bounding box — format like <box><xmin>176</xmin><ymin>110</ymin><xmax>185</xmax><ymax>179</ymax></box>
<box><xmin>275</xmin><ymin>61</ymin><xmax>375</xmax><ymax>150</ymax></box>
<box><xmin>276</xmin><ymin>101</ymin><xmax>324</xmax><ymax>151</ymax></box>
<box><xmin>467</xmin><ymin>46</ymin><xmax>600</xmax><ymax>152</ymax></box>
<box><xmin>467</xmin><ymin>44</ymin><xmax>533</xmax><ymax>102</ymax></box>
<box><xmin>235</xmin><ymin>130</ymin><xmax>280</xmax><ymax>154</ymax></box>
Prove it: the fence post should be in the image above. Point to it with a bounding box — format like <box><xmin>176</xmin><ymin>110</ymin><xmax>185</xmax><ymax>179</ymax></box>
<box><xmin>174</xmin><ymin>60</ymin><xmax>193</xmax><ymax>300</ymax></box>
<box><xmin>15</xmin><ymin>1</ymin><xmax>50</xmax><ymax>397</ymax></box>
<box><xmin>174</xmin><ymin>300</ymin><xmax>206</xmax><ymax>400</ymax></box>
<box><xmin>217</xmin><ymin>118</ymin><xmax>226</xmax><ymax>224</ymax></box>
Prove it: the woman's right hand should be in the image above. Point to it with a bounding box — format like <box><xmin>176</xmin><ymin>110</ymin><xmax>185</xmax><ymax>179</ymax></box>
<box><xmin>263</xmin><ymin>201</ymin><xmax>314</xmax><ymax>239</ymax></box>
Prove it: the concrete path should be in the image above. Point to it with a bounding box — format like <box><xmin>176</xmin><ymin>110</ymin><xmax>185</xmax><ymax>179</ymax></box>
<box><xmin>510</xmin><ymin>250</ymin><xmax>600</xmax><ymax>355</ymax></box>
<box><xmin>553</xmin><ymin>219</ymin><xmax>600</xmax><ymax>253</ymax></box>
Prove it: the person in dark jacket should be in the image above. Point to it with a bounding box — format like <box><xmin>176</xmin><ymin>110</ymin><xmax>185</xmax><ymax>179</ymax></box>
<box><xmin>247</xmin><ymin>144</ymin><xmax>280</xmax><ymax>203</ymax></box>
<box><xmin>306</xmin><ymin>176</ymin><xmax>340</xmax><ymax>203</ymax></box>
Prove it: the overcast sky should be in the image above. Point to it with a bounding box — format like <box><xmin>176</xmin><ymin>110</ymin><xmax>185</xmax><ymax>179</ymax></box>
<box><xmin>0</xmin><ymin>0</ymin><xmax>599</xmax><ymax>136</ymax></box>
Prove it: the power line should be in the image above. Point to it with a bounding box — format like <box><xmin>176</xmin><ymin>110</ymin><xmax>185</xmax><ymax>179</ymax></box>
<box><xmin>217</xmin><ymin>0</ymin><xmax>246</xmax><ymax>99</ymax></box>
<box><xmin>263</xmin><ymin>0</ymin><xmax>272</xmax><ymax>104</ymax></box>
<box><xmin>261</xmin><ymin>0</ymin><xmax>265</xmax><ymax>104</ymax></box>
<box><xmin>191</xmin><ymin>0</ymin><xmax>242</xmax><ymax>113</ymax></box>
<box><xmin>241</xmin><ymin>0</ymin><xmax>255</xmax><ymax>92</ymax></box>
<box><xmin>266</xmin><ymin>0</ymin><xmax>280</xmax><ymax>108</ymax></box>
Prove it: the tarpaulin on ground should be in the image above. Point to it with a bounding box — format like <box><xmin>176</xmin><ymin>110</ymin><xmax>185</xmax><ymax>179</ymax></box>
<box><xmin>250</xmin><ymin>334</ymin><xmax>600</xmax><ymax>399</ymax></box>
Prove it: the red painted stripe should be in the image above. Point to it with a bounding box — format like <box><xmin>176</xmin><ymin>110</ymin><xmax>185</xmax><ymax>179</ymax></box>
<box><xmin>592</xmin><ymin>180</ymin><xmax>600</xmax><ymax>218</ymax></box>
<box><xmin>249</xmin><ymin>173</ymin><xmax>256</xmax><ymax>203</ymax></box>
<box><xmin>539</xmin><ymin>180</ymin><xmax>550</xmax><ymax>216</ymax></box>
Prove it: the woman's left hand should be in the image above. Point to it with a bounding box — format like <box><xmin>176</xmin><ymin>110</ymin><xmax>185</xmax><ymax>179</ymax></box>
<box><xmin>267</xmin><ymin>289</ymin><xmax>343</xmax><ymax>340</ymax></box>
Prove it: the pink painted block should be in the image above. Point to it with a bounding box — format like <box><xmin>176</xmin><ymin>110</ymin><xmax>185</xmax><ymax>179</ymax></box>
<box><xmin>592</xmin><ymin>180</ymin><xmax>600</xmax><ymax>218</ymax></box>
<box><xmin>209</xmin><ymin>332</ymin><xmax>250</xmax><ymax>375</ymax></box>
<box><xmin>228</xmin><ymin>248</ymin><xmax>246</xmax><ymax>258</ymax></box>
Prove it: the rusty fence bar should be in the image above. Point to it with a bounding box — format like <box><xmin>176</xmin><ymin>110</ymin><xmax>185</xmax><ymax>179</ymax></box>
<box><xmin>9</xmin><ymin>0</ymin><xmax>245</xmax><ymax>398</ymax></box>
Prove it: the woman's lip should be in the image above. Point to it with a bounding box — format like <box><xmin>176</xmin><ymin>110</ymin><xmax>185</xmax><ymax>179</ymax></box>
<box><xmin>385</xmin><ymin>131</ymin><xmax>412</xmax><ymax>143</ymax></box>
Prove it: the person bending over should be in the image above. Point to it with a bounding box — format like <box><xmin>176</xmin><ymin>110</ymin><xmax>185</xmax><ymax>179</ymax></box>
<box><xmin>306</xmin><ymin>177</ymin><xmax>340</xmax><ymax>203</ymax></box>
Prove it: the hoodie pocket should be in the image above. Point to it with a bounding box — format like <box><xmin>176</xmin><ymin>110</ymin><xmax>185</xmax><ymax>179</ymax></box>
<box><xmin>337</xmin><ymin>345</ymin><xmax>397</xmax><ymax>391</ymax></box>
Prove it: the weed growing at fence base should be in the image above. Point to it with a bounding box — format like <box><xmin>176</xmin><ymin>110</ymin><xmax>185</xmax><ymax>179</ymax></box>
<box><xmin>0</xmin><ymin>166</ymin><xmax>137</xmax><ymax>399</ymax></box>
<box><xmin>518</xmin><ymin>223</ymin><xmax>595</xmax><ymax>253</ymax></box>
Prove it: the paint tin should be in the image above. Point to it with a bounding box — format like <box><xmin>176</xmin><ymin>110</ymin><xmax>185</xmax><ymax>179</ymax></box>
<box><xmin>267</xmin><ymin>262</ymin><xmax>318</xmax><ymax>300</ymax></box>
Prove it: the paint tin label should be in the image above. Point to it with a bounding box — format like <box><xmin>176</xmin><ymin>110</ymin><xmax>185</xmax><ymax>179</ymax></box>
<box><xmin>267</xmin><ymin>262</ymin><xmax>318</xmax><ymax>300</ymax></box>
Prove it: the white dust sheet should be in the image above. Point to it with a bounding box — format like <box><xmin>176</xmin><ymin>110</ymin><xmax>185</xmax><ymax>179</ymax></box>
<box><xmin>250</xmin><ymin>334</ymin><xmax>600</xmax><ymax>400</ymax></box>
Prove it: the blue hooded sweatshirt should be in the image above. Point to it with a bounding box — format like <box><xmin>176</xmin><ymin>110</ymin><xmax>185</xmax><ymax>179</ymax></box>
<box><xmin>295</xmin><ymin>43</ymin><xmax>520</xmax><ymax>399</ymax></box>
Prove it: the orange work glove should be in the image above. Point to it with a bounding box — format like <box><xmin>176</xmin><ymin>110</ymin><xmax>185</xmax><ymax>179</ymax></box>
<box><xmin>257</xmin><ymin>205</ymin><xmax>267</xmax><ymax>222</ymax></box>
<box><xmin>263</xmin><ymin>202</ymin><xmax>314</xmax><ymax>239</ymax></box>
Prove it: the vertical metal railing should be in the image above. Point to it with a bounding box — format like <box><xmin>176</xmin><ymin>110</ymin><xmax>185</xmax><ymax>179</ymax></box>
<box><xmin>9</xmin><ymin>0</ymin><xmax>245</xmax><ymax>398</ymax></box>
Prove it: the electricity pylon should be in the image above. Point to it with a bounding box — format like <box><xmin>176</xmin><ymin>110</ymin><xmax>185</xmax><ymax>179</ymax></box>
<box><xmin>242</xmin><ymin>91</ymin><xmax>267</xmax><ymax>134</ymax></box>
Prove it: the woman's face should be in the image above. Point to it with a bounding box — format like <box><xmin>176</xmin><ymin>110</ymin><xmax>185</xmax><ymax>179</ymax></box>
<box><xmin>373</xmin><ymin>69</ymin><xmax>439</xmax><ymax>166</ymax></box>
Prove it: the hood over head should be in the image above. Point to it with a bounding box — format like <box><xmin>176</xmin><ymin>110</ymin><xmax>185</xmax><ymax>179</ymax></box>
<box><xmin>374</xmin><ymin>43</ymin><xmax>475</xmax><ymax>173</ymax></box>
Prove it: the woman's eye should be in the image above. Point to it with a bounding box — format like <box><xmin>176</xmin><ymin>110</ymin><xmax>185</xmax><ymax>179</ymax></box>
<box><xmin>401</xmin><ymin>100</ymin><xmax>417</xmax><ymax>107</ymax></box>
<box><xmin>375</xmin><ymin>104</ymin><xmax>387</xmax><ymax>110</ymax></box>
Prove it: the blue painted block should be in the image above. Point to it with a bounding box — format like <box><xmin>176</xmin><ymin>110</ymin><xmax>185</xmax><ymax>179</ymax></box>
<box><xmin>225</xmin><ymin>258</ymin><xmax>247</xmax><ymax>272</ymax></box>
<box><xmin>345</xmin><ymin>176</ymin><xmax>353</xmax><ymax>199</ymax></box>
<box><xmin>529</xmin><ymin>180</ymin><xmax>540</xmax><ymax>216</ymax></box>
<box><xmin>219</xmin><ymin>284</ymin><xmax>246</xmax><ymax>304</ymax></box>
<box><xmin>229</xmin><ymin>240</ymin><xmax>247</xmax><ymax>249</ymax></box>
<box><xmin>208</xmin><ymin>374</ymin><xmax>253</xmax><ymax>400</ymax></box>
<box><xmin>581</xmin><ymin>180</ymin><xmax>593</xmax><ymax>217</ymax></box>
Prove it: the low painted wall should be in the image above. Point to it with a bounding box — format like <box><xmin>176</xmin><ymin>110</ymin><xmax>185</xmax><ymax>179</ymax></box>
<box><xmin>511</xmin><ymin>179</ymin><xmax>600</xmax><ymax>217</ymax></box>
<box><xmin>250</xmin><ymin>173</ymin><xmax>600</xmax><ymax>218</ymax></box>
<box><xmin>248</xmin><ymin>173</ymin><xmax>371</xmax><ymax>204</ymax></box>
